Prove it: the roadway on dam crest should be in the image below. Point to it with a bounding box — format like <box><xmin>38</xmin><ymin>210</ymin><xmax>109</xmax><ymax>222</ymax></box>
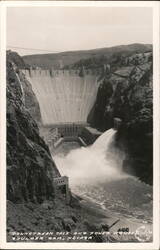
<box><xmin>22</xmin><ymin>69</ymin><xmax>101</xmax><ymax>125</ymax></box>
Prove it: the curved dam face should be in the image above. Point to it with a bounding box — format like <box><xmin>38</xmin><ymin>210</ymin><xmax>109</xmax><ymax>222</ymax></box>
<box><xmin>22</xmin><ymin>69</ymin><xmax>100</xmax><ymax>125</ymax></box>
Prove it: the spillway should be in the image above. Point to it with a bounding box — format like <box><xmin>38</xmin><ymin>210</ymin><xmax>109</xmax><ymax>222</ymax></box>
<box><xmin>22</xmin><ymin>69</ymin><xmax>100</xmax><ymax>125</ymax></box>
<box><xmin>54</xmin><ymin>128</ymin><xmax>124</xmax><ymax>185</ymax></box>
<box><xmin>54</xmin><ymin>128</ymin><xmax>153</xmax><ymax>236</ymax></box>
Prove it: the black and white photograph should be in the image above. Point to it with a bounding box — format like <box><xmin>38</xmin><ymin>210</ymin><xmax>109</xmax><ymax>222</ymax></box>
<box><xmin>0</xmin><ymin>1</ymin><xmax>159</xmax><ymax>249</ymax></box>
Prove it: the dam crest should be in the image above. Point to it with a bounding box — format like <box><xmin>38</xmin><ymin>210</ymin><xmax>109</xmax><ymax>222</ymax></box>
<box><xmin>21</xmin><ymin>69</ymin><xmax>102</xmax><ymax>125</ymax></box>
<box><xmin>22</xmin><ymin>68</ymin><xmax>102</xmax><ymax>77</ymax></box>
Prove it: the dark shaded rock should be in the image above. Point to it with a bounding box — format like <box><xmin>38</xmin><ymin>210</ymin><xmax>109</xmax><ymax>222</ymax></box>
<box><xmin>88</xmin><ymin>79</ymin><xmax>113</xmax><ymax>130</ymax></box>
<box><xmin>101</xmin><ymin>224</ymin><xmax>109</xmax><ymax>231</ymax></box>
<box><xmin>61</xmin><ymin>218</ymin><xmax>76</xmax><ymax>231</ymax></box>
<box><xmin>7</xmin><ymin>50</ymin><xmax>27</xmax><ymax>69</ymax></box>
<box><xmin>87</xmin><ymin>52</ymin><xmax>153</xmax><ymax>184</ymax></box>
<box><xmin>71</xmin><ymin>215</ymin><xmax>78</xmax><ymax>223</ymax></box>
<box><xmin>7</xmin><ymin>54</ymin><xmax>60</xmax><ymax>203</ymax></box>
<box><xmin>7</xmin><ymin>50</ymin><xmax>42</xmax><ymax>125</ymax></box>
<box><xmin>20</xmin><ymin>72</ymin><xmax>42</xmax><ymax>125</ymax></box>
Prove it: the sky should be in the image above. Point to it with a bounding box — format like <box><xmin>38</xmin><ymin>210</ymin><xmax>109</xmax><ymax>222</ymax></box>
<box><xmin>7</xmin><ymin>7</ymin><xmax>153</xmax><ymax>56</ymax></box>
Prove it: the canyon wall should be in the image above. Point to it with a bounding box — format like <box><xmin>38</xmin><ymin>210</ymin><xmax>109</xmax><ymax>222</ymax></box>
<box><xmin>9</xmin><ymin>48</ymin><xmax>153</xmax><ymax>186</ymax></box>
<box><xmin>22</xmin><ymin>69</ymin><xmax>101</xmax><ymax>125</ymax></box>
<box><xmin>87</xmin><ymin>52</ymin><xmax>153</xmax><ymax>184</ymax></box>
<box><xmin>7</xmin><ymin>52</ymin><xmax>103</xmax><ymax>240</ymax></box>
<box><xmin>7</xmin><ymin>53</ymin><xmax>60</xmax><ymax>203</ymax></box>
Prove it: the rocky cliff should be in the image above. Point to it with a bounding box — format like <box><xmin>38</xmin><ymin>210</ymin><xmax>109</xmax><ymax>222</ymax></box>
<box><xmin>7</xmin><ymin>53</ymin><xmax>60</xmax><ymax>203</ymax></box>
<box><xmin>6</xmin><ymin>49</ymin><xmax>152</xmax><ymax>241</ymax></box>
<box><xmin>7</xmin><ymin>51</ymin><xmax>42</xmax><ymax>125</ymax></box>
<box><xmin>7</xmin><ymin>52</ymin><xmax>109</xmax><ymax>241</ymax></box>
<box><xmin>87</xmin><ymin>51</ymin><xmax>153</xmax><ymax>184</ymax></box>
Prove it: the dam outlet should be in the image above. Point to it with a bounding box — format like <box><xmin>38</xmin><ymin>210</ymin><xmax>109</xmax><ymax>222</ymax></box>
<box><xmin>22</xmin><ymin>68</ymin><xmax>103</xmax><ymax>154</ymax></box>
<box><xmin>21</xmin><ymin>68</ymin><xmax>153</xmax><ymax>232</ymax></box>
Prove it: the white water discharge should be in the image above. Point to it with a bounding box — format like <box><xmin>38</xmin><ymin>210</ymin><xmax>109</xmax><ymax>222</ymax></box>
<box><xmin>54</xmin><ymin>128</ymin><xmax>153</xmax><ymax>226</ymax></box>
<box><xmin>54</xmin><ymin>128</ymin><xmax>126</xmax><ymax>186</ymax></box>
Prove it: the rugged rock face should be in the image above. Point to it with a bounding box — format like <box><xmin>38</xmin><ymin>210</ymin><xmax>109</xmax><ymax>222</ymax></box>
<box><xmin>87</xmin><ymin>52</ymin><xmax>153</xmax><ymax>184</ymax></box>
<box><xmin>6</xmin><ymin>52</ymin><xmax>116</xmax><ymax>241</ymax></box>
<box><xmin>20</xmin><ymin>72</ymin><xmax>42</xmax><ymax>125</ymax></box>
<box><xmin>7</xmin><ymin>50</ymin><xmax>29</xmax><ymax>69</ymax></box>
<box><xmin>6</xmin><ymin>49</ymin><xmax>153</xmax><ymax>240</ymax></box>
<box><xmin>7</xmin><ymin>51</ymin><xmax>42</xmax><ymax>125</ymax></box>
<box><xmin>7</xmin><ymin>54</ymin><xmax>60</xmax><ymax>203</ymax></box>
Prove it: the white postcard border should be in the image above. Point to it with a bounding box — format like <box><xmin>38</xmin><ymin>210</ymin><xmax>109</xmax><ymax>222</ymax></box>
<box><xmin>0</xmin><ymin>1</ymin><xmax>159</xmax><ymax>249</ymax></box>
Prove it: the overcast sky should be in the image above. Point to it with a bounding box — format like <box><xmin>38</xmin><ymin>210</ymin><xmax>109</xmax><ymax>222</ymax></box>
<box><xmin>7</xmin><ymin>7</ymin><xmax>153</xmax><ymax>56</ymax></box>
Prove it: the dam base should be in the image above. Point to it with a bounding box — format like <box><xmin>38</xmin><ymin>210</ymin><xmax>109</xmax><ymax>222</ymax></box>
<box><xmin>40</xmin><ymin>123</ymin><xmax>102</xmax><ymax>153</ymax></box>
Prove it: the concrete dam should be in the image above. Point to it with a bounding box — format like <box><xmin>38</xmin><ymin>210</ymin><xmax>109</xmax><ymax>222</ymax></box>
<box><xmin>23</xmin><ymin>69</ymin><xmax>100</xmax><ymax>125</ymax></box>
<box><xmin>22</xmin><ymin>68</ymin><xmax>152</xmax><ymax>236</ymax></box>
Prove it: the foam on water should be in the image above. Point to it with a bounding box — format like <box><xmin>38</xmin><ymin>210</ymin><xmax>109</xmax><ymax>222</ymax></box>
<box><xmin>54</xmin><ymin>128</ymin><xmax>127</xmax><ymax>186</ymax></box>
<box><xmin>54</xmin><ymin>128</ymin><xmax>152</xmax><ymax>224</ymax></box>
